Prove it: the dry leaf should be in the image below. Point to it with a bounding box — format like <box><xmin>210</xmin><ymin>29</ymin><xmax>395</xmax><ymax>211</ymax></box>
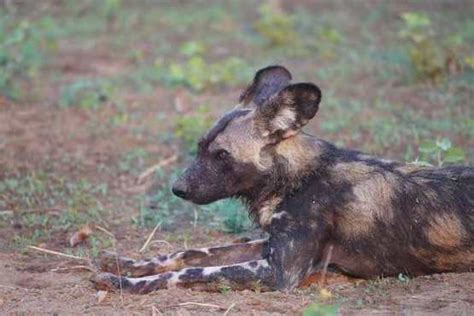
<box><xmin>97</xmin><ymin>290</ymin><xmax>108</xmax><ymax>303</ymax></box>
<box><xmin>69</xmin><ymin>224</ymin><xmax>92</xmax><ymax>247</ymax></box>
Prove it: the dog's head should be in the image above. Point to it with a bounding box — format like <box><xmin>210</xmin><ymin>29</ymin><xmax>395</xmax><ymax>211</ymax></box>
<box><xmin>172</xmin><ymin>65</ymin><xmax>322</xmax><ymax>204</ymax></box>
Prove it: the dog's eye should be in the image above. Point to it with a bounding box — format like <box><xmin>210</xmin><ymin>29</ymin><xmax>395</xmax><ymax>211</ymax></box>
<box><xmin>215</xmin><ymin>149</ymin><xmax>230</xmax><ymax>161</ymax></box>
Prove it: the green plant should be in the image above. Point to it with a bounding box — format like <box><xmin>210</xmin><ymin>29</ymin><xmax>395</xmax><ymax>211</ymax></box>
<box><xmin>100</xmin><ymin>0</ymin><xmax>122</xmax><ymax>21</ymax></box>
<box><xmin>464</xmin><ymin>55</ymin><xmax>474</xmax><ymax>70</ymax></box>
<box><xmin>303</xmin><ymin>303</ymin><xmax>339</xmax><ymax>316</ymax></box>
<box><xmin>1</xmin><ymin>171</ymin><xmax>107</xmax><ymax>251</ymax></box>
<box><xmin>135</xmin><ymin>186</ymin><xmax>183</xmax><ymax>229</ymax></box>
<box><xmin>179</xmin><ymin>41</ymin><xmax>206</xmax><ymax>57</ymax></box>
<box><xmin>415</xmin><ymin>137</ymin><xmax>465</xmax><ymax>166</ymax></box>
<box><xmin>118</xmin><ymin>148</ymin><xmax>149</xmax><ymax>174</ymax></box>
<box><xmin>254</xmin><ymin>2</ymin><xmax>298</xmax><ymax>46</ymax></box>
<box><xmin>399</xmin><ymin>12</ymin><xmax>463</xmax><ymax>82</ymax></box>
<box><xmin>218</xmin><ymin>284</ymin><xmax>231</xmax><ymax>294</ymax></box>
<box><xmin>174</xmin><ymin>105</ymin><xmax>214</xmax><ymax>154</ymax></box>
<box><xmin>201</xmin><ymin>199</ymin><xmax>252</xmax><ymax>234</ymax></box>
<box><xmin>133</xmin><ymin>167</ymin><xmax>252</xmax><ymax>233</ymax></box>
<box><xmin>315</xmin><ymin>26</ymin><xmax>344</xmax><ymax>61</ymax></box>
<box><xmin>160</xmin><ymin>56</ymin><xmax>251</xmax><ymax>92</ymax></box>
<box><xmin>0</xmin><ymin>15</ymin><xmax>59</xmax><ymax>99</ymax></box>
<box><xmin>59</xmin><ymin>79</ymin><xmax>115</xmax><ymax>109</ymax></box>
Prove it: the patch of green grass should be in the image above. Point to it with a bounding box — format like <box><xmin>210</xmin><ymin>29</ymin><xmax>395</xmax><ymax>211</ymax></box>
<box><xmin>59</xmin><ymin>79</ymin><xmax>115</xmax><ymax>109</ymax></box>
<box><xmin>134</xmin><ymin>168</ymin><xmax>252</xmax><ymax>233</ymax></box>
<box><xmin>303</xmin><ymin>303</ymin><xmax>339</xmax><ymax>316</ymax></box>
<box><xmin>125</xmin><ymin>39</ymin><xmax>253</xmax><ymax>93</ymax></box>
<box><xmin>398</xmin><ymin>11</ymin><xmax>468</xmax><ymax>82</ymax></box>
<box><xmin>314</xmin><ymin>26</ymin><xmax>345</xmax><ymax>61</ymax></box>
<box><xmin>319</xmin><ymin>94</ymin><xmax>364</xmax><ymax>136</ymax></box>
<box><xmin>201</xmin><ymin>199</ymin><xmax>252</xmax><ymax>234</ymax></box>
<box><xmin>11</xmin><ymin>229</ymin><xmax>47</xmax><ymax>251</ymax></box>
<box><xmin>415</xmin><ymin>137</ymin><xmax>466</xmax><ymax>166</ymax></box>
<box><xmin>254</xmin><ymin>2</ymin><xmax>298</xmax><ymax>47</ymax></box>
<box><xmin>174</xmin><ymin>105</ymin><xmax>214</xmax><ymax>155</ymax></box>
<box><xmin>135</xmin><ymin>185</ymin><xmax>183</xmax><ymax>229</ymax></box>
<box><xmin>158</xmin><ymin>55</ymin><xmax>252</xmax><ymax>92</ymax></box>
<box><xmin>118</xmin><ymin>148</ymin><xmax>150</xmax><ymax>175</ymax></box>
<box><xmin>0</xmin><ymin>12</ymin><xmax>59</xmax><ymax>100</ymax></box>
<box><xmin>1</xmin><ymin>172</ymin><xmax>107</xmax><ymax>250</ymax></box>
<box><xmin>158</xmin><ymin>3</ymin><xmax>228</xmax><ymax>29</ymax></box>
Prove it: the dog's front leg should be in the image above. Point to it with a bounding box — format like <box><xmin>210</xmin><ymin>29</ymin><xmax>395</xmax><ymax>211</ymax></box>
<box><xmin>97</xmin><ymin>238</ymin><xmax>268</xmax><ymax>277</ymax></box>
<box><xmin>266</xmin><ymin>216</ymin><xmax>324</xmax><ymax>292</ymax></box>
<box><xmin>92</xmin><ymin>259</ymin><xmax>275</xmax><ymax>294</ymax></box>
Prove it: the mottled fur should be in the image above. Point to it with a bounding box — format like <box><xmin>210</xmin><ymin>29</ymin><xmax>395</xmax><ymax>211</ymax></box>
<box><xmin>93</xmin><ymin>66</ymin><xmax>473</xmax><ymax>293</ymax></box>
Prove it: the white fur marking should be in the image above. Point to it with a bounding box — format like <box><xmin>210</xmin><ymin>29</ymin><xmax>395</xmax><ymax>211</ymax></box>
<box><xmin>271</xmin><ymin>211</ymin><xmax>287</xmax><ymax>220</ymax></box>
<box><xmin>272</xmin><ymin>108</ymin><xmax>296</xmax><ymax>131</ymax></box>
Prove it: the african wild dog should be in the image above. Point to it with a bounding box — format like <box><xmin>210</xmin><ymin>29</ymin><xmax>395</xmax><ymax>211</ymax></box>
<box><xmin>93</xmin><ymin>65</ymin><xmax>474</xmax><ymax>294</ymax></box>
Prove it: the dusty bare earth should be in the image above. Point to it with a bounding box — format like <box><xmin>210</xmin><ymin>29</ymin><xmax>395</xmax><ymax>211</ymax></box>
<box><xmin>1</xmin><ymin>1</ymin><xmax>473</xmax><ymax>315</ymax></box>
<box><xmin>1</xmin><ymin>247</ymin><xmax>473</xmax><ymax>315</ymax></box>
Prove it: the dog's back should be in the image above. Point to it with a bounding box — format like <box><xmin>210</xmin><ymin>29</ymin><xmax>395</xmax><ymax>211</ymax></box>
<box><xmin>304</xmin><ymin>148</ymin><xmax>474</xmax><ymax>278</ymax></box>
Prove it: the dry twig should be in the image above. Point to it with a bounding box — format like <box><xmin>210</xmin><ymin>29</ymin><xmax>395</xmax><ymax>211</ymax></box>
<box><xmin>177</xmin><ymin>302</ymin><xmax>224</xmax><ymax>310</ymax></box>
<box><xmin>95</xmin><ymin>225</ymin><xmax>115</xmax><ymax>238</ymax></box>
<box><xmin>223</xmin><ymin>302</ymin><xmax>236</xmax><ymax>315</ymax></box>
<box><xmin>94</xmin><ymin>225</ymin><xmax>124</xmax><ymax>306</ymax></box>
<box><xmin>27</xmin><ymin>246</ymin><xmax>87</xmax><ymax>261</ymax></box>
<box><xmin>51</xmin><ymin>265</ymin><xmax>95</xmax><ymax>273</ymax></box>
<box><xmin>139</xmin><ymin>221</ymin><xmax>162</xmax><ymax>253</ymax></box>
<box><xmin>319</xmin><ymin>245</ymin><xmax>333</xmax><ymax>286</ymax></box>
<box><xmin>137</xmin><ymin>154</ymin><xmax>178</xmax><ymax>185</ymax></box>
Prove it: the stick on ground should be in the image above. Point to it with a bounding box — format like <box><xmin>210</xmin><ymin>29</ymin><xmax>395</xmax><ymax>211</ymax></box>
<box><xmin>137</xmin><ymin>154</ymin><xmax>178</xmax><ymax>184</ymax></box>
<box><xmin>139</xmin><ymin>221</ymin><xmax>162</xmax><ymax>253</ymax></box>
<box><xmin>27</xmin><ymin>246</ymin><xmax>87</xmax><ymax>261</ymax></box>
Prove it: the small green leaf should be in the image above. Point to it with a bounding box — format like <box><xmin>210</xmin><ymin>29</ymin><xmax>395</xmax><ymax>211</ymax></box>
<box><xmin>418</xmin><ymin>140</ymin><xmax>437</xmax><ymax>153</ymax></box>
<box><xmin>179</xmin><ymin>41</ymin><xmax>205</xmax><ymax>57</ymax></box>
<box><xmin>5</xmin><ymin>178</ymin><xmax>19</xmax><ymax>191</ymax></box>
<box><xmin>444</xmin><ymin>147</ymin><xmax>465</xmax><ymax>163</ymax></box>
<box><xmin>398</xmin><ymin>273</ymin><xmax>410</xmax><ymax>283</ymax></box>
<box><xmin>401</xmin><ymin>12</ymin><xmax>431</xmax><ymax>29</ymax></box>
<box><xmin>436</xmin><ymin>138</ymin><xmax>452</xmax><ymax>151</ymax></box>
<box><xmin>0</xmin><ymin>181</ymin><xmax>6</xmax><ymax>193</ymax></box>
<box><xmin>303</xmin><ymin>303</ymin><xmax>338</xmax><ymax>316</ymax></box>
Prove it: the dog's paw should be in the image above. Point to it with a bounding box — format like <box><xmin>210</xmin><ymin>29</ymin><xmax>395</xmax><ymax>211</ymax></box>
<box><xmin>95</xmin><ymin>251</ymin><xmax>135</xmax><ymax>276</ymax></box>
<box><xmin>90</xmin><ymin>272</ymin><xmax>131</xmax><ymax>292</ymax></box>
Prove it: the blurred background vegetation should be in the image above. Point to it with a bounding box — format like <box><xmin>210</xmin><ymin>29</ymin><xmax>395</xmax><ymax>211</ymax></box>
<box><xmin>0</xmin><ymin>0</ymin><xmax>473</xmax><ymax>259</ymax></box>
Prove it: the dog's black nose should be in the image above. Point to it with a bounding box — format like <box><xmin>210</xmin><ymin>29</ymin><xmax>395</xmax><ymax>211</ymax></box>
<box><xmin>172</xmin><ymin>182</ymin><xmax>188</xmax><ymax>199</ymax></box>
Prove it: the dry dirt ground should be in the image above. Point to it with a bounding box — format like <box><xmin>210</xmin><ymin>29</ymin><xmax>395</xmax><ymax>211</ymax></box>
<box><xmin>1</xmin><ymin>242</ymin><xmax>473</xmax><ymax>315</ymax></box>
<box><xmin>0</xmin><ymin>257</ymin><xmax>473</xmax><ymax>315</ymax></box>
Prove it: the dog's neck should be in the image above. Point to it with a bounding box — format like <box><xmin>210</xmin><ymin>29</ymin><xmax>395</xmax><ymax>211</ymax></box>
<box><xmin>240</xmin><ymin>134</ymin><xmax>331</xmax><ymax>228</ymax></box>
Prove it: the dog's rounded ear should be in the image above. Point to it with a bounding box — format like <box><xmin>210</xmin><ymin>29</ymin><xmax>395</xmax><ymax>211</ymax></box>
<box><xmin>256</xmin><ymin>82</ymin><xmax>322</xmax><ymax>140</ymax></box>
<box><xmin>239</xmin><ymin>65</ymin><xmax>292</xmax><ymax>107</ymax></box>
